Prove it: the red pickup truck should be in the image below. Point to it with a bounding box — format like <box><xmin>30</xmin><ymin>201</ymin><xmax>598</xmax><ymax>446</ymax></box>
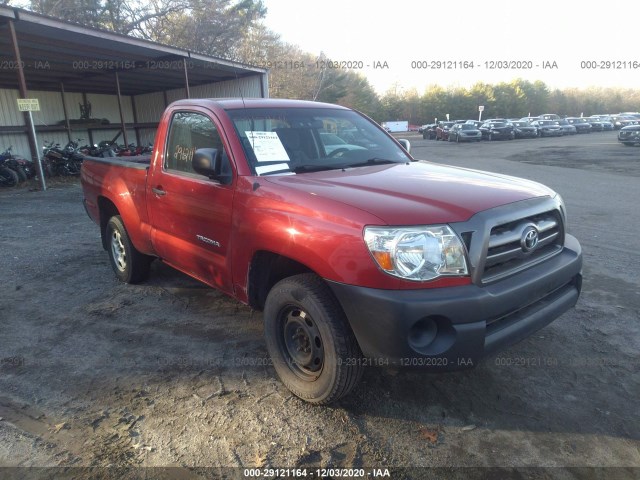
<box><xmin>81</xmin><ymin>98</ymin><xmax>583</xmax><ymax>404</ymax></box>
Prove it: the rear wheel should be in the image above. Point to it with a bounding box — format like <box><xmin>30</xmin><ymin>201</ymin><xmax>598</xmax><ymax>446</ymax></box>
<box><xmin>264</xmin><ymin>273</ymin><xmax>364</xmax><ymax>404</ymax></box>
<box><xmin>106</xmin><ymin>215</ymin><xmax>152</xmax><ymax>283</ymax></box>
<box><xmin>13</xmin><ymin>166</ymin><xmax>27</xmax><ymax>183</ymax></box>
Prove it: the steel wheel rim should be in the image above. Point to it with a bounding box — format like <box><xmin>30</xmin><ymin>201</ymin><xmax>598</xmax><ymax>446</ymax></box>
<box><xmin>111</xmin><ymin>229</ymin><xmax>127</xmax><ymax>272</ymax></box>
<box><xmin>279</xmin><ymin>307</ymin><xmax>324</xmax><ymax>380</ymax></box>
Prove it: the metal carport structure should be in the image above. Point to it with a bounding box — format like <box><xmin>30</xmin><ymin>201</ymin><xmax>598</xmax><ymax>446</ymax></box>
<box><xmin>0</xmin><ymin>5</ymin><xmax>268</xmax><ymax>188</ymax></box>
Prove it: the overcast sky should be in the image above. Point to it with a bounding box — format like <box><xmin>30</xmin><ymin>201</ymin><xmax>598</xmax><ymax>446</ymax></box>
<box><xmin>262</xmin><ymin>0</ymin><xmax>638</xmax><ymax>94</ymax></box>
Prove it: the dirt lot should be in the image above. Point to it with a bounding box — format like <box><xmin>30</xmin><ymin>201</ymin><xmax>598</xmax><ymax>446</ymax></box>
<box><xmin>0</xmin><ymin>131</ymin><xmax>638</xmax><ymax>479</ymax></box>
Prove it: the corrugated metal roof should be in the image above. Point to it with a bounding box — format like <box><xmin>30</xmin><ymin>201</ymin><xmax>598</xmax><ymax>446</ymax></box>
<box><xmin>0</xmin><ymin>6</ymin><xmax>267</xmax><ymax>96</ymax></box>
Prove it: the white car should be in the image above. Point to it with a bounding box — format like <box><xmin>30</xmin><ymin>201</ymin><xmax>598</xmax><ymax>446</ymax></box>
<box><xmin>319</xmin><ymin>132</ymin><xmax>366</xmax><ymax>155</ymax></box>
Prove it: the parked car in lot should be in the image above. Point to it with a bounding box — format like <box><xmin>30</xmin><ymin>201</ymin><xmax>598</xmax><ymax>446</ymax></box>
<box><xmin>436</xmin><ymin>121</ymin><xmax>455</xmax><ymax>141</ymax></box>
<box><xmin>565</xmin><ymin>117</ymin><xmax>592</xmax><ymax>134</ymax></box>
<box><xmin>609</xmin><ymin>115</ymin><xmax>638</xmax><ymax>130</ymax></box>
<box><xmin>319</xmin><ymin>132</ymin><xmax>366</xmax><ymax>155</ymax></box>
<box><xmin>448</xmin><ymin>123</ymin><xmax>482</xmax><ymax>142</ymax></box>
<box><xmin>519</xmin><ymin>116</ymin><xmax>539</xmax><ymax>123</ymax></box>
<box><xmin>80</xmin><ymin>97</ymin><xmax>583</xmax><ymax>404</ymax></box>
<box><xmin>479</xmin><ymin>120</ymin><xmax>515</xmax><ymax>141</ymax></box>
<box><xmin>421</xmin><ymin>124</ymin><xmax>437</xmax><ymax>139</ymax></box>
<box><xmin>618</xmin><ymin>125</ymin><xmax>640</xmax><ymax>146</ymax></box>
<box><xmin>589</xmin><ymin>116</ymin><xmax>614</xmax><ymax>131</ymax></box>
<box><xmin>511</xmin><ymin>121</ymin><xmax>538</xmax><ymax>139</ymax></box>
<box><xmin>586</xmin><ymin>118</ymin><xmax>604</xmax><ymax>132</ymax></box>
<box><xmin>556</xmin><ymin>119</ymin><xmax>577</xmax><ymax>135</ymax></box>
<box><xmin>530</xmin><ymin>120</ymin><xmax>563</xmax><ymax>137</ymax></box>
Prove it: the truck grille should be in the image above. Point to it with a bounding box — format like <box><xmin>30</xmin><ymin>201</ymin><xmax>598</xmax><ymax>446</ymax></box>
<box><xmin>482</xmin><ymin>210</ymin><xmax>564</xmax><ymax>283</ymax></box>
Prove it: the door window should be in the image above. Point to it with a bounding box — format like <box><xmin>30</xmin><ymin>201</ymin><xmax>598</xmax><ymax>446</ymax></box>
<box><xmin>165</xmin><ymin>111</ymin><xmax>227</xmax><ymax>175</ymax></box>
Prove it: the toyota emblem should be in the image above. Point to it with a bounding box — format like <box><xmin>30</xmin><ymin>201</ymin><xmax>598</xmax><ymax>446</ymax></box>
<box><xmin>521</xmin><ymin>226</ymin><xmax>539</xmax><ymax>252</ymax></box>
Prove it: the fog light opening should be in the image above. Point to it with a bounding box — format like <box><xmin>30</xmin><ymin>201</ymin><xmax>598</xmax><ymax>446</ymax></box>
<box><xmin>408</xmin><ymin>316</ymin><xmax>457</xmax><ymax>356</ymax></box>
<box><xmin>408</xmin><ymin>318</ymin><xmax>438</xmax><ymax>350</ymax></box>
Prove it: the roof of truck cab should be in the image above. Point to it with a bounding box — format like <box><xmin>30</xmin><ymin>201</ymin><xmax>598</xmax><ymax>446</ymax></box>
<box><xmin>168</xmin><ymin>98</ymin><xmax>351</xmax><ymax>110</ymax></box>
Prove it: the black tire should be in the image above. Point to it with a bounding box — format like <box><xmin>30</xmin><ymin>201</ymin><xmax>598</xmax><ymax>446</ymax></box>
<box><xmin>0</xmin><ymin>166</ymin><xmax>19</xmax><ymax>187</ymax></box>
<box><xmin>105</xmin><ymin>215</ymin><xmax>152</xmax><ymax>284</ymax></box>
<box><xmin>263</xmin><ymin>273</ymin><xmax>364</xmax><ymax>404</ymax></box>
<box><xmin>41</xmin><ymin>160</ymin><xmax>53</xmax><ymax>178</ymax></box>
<box><xmin>13</xmin><ymin>165</ymin><xmax>27</xmax><ymax>183</ymax></box>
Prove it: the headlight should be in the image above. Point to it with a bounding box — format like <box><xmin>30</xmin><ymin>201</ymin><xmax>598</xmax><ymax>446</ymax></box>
<box><xmin>364</xmin><ymin>226</ymin><xmax>468</xmax><ymax>281</ymax></box>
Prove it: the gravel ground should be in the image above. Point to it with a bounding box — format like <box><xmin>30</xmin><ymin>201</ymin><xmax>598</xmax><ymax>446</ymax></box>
<box><xmin>0</xmin><ymin>131</ymin><xmax>638</xmax><ymax>479</ymax></box>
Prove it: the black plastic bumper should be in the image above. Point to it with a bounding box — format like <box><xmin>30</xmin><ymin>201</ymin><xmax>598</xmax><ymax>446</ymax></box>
<box><xmin>327</xmin><ymin>235</ymin><xmax>582</xmax><ymax>371</ymax></box>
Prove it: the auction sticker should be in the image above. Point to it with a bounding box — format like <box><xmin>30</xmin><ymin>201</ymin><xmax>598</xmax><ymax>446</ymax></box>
<box><xmin>245</xmin><ymin>131</ymin><xmax>290</xmax><ymax>162</ymax></box>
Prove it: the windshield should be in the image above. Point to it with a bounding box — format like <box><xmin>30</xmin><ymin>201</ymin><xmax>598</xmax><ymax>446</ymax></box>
<box><xmin>460</xmin><ymin>124</ymin><xmax>477</xmax><ymax>130</ymax></box>
<box><xmin>225</xmin><ymin>107</ymin><xmax>410</xmax><ymax>176</ymax></box>
<box><xmin>512</xmin><ymin>121</ymin><xmax>528</xmax><ymax>127</ymax></box>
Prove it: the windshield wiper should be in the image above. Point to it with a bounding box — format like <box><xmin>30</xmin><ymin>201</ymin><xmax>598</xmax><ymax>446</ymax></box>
<box><xmin>292</xmin><ymin>164</ymin><xmax>341</xmax><ymax>173</ymax></box>
<box><xmin>342</xmin><ymin>158</ymin><xmax>399</xmax><ymax>168</ymax></box>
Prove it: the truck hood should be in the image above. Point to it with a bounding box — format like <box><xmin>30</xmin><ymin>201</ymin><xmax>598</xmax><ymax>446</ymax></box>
<box><xmin>262</xmin><ymin>161</ymin><xmax>555</xmax><ymax>225</ymax></box>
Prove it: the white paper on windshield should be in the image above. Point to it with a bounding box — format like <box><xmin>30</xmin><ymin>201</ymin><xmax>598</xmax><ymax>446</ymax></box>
<box><xmin>255</xmin><ymin>163</ymin><xmax>291</xmax><ymax>175</ymax></box>
<box><xmin>245</xmin><ymin>131</ymin><xmax>290</xmax><ymax>162</ymax></box>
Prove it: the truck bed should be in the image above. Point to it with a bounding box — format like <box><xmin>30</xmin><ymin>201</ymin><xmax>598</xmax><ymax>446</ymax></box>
<box><xmin>83</xmin><ymin>155</ymin><xmax>152</xmax><ymax>167</ymax></box>
<box><xmin>81</xmin><ymin>154</ymin><xmax>154</xmax><ymax>255</ymax></box>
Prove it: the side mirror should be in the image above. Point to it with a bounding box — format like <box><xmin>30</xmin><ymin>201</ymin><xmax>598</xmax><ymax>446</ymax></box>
<box><xmin>397</xmin><ymin>139</ymin><xmax>411</xmax><ymax>153</ymax></box>
<box><xmin>192</xmin><ymin>148</ymin><xmax>232</xmax><ymax>184</ymax></box>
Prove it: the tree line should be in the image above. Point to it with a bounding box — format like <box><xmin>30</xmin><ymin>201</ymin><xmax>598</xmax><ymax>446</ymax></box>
<box><xmin>18</xmin><ymin>0</ymin><xmax>640</xmax><ymax>122</ymax></box>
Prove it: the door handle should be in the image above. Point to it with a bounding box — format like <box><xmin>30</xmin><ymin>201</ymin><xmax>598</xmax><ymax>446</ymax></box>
<box><xmin>152</xmin><ymin>187</ymin><xmax>166</xmax><ymax>196</ymax></box>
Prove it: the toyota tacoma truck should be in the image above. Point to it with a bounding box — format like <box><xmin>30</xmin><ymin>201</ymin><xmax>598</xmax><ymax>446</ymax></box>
<box><xmin>81</xmin><ymin>98</ymin><xmax>583</xmax><ymax>404</ymax></box>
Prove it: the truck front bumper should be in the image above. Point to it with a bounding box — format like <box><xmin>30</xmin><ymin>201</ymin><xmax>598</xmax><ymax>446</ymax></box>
<box><xmin>327</xmin><ymin>234</ymin><xmax>582</xmax><ymax>370</ymax></box>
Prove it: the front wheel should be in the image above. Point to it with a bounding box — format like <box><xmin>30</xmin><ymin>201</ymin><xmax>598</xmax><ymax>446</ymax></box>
<box><xmin>106</xmin><ymin>215</ymin><xmax>152</xmax><ymax>283</ymax></box>
<box><xmin>0</xmin><ymin>166</ymin><xmax>18</xmax><ymax>187</ymax></box>
<box><xmin>263</xmin><ymin>273</ymin><xmax>364</xmax><ymax>404</ymax></box>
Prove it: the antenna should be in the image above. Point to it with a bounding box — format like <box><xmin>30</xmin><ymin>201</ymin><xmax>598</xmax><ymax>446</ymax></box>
<box><xmin>233</xmin><ymin>62</ymin><xmax>247</xmax><ymax>109</ymax></box>
<box><xmin>233</xmin><ymin>62</ymin><xmax>255</xmax><ymax>154</ymax></box>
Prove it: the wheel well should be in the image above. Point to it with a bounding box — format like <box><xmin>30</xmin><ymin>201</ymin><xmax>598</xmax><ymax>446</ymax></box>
<box><xmin>98</xmin><ymin>196</ymin><xmax>120</xmax><ymax>250</ymax></box>
<box><xmin>248</xmin><ymin>251</ymin><xmax>313</xmax><ymax>310</ymax></box>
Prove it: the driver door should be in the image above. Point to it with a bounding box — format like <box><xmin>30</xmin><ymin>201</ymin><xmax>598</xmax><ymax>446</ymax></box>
<box><xmin>147</xmin><ymin>108</ymin><xmax>235</xmax><ymax>294</ymax></box>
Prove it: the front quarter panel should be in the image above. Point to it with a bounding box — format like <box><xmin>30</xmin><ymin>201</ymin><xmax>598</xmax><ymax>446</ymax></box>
<box><xmin>230</xmin><ymin>176</ymin><xmax>400</xmax><ymax>302</ymax></box>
